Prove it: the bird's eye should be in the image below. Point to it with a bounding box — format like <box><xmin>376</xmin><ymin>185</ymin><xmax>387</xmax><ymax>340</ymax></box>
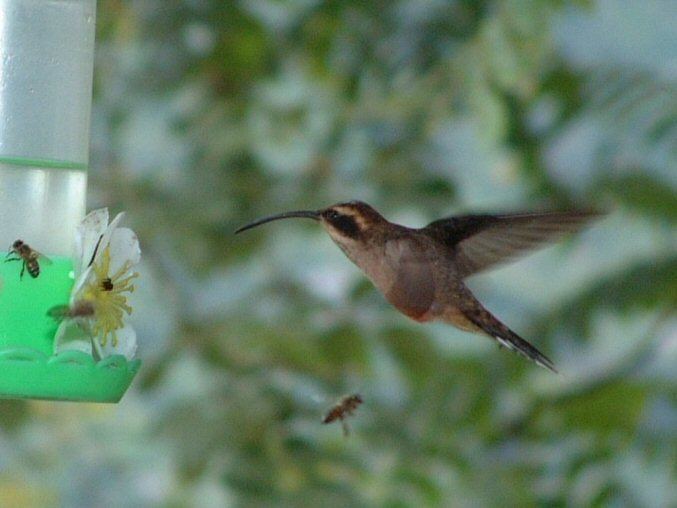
<box><xmin>326</xmin><ymin>210</ymin><xmax>340</xmax><ymax>220</ymax></box>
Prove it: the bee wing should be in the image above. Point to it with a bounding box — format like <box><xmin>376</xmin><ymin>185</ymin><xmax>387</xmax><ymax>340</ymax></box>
<box><xmin>34</xmin><ymin>251</ymin><xmax>53</xmax><ymax>265</ymax></box>
<box><xmin>47</xmin><ymin>304</ymin><xmax>69</xmax><ymax>321</ymax></box>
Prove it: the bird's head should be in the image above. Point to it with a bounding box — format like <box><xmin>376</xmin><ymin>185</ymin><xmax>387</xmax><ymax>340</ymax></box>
<box><xmin>318</xmin><ymin>201</ymin><xmax>385</xmax><ymax>245</ymax></box>
<box><xmin>235</xmin><ymin>201</ymin><xmax>386</xmax><ymax>247</ymax></box>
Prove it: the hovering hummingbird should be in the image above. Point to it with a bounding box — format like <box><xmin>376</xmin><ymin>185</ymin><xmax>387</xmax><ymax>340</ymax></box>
<box><xmin>236</xmin><ymin>202</ymin><xmax>600</xmax><ymax>372</ymax></box>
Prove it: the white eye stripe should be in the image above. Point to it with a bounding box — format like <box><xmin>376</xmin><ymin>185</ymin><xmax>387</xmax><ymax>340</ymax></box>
<box><xmin>333</xmin><ymin>206</ymin><xmax>356</xmax><ymax>216</ymax></box>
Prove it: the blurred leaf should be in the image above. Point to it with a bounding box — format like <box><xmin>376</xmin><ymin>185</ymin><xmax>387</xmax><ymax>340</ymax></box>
<box><xmin>319</xmin><ymin>324</ymin><xmax>370</xmax><ymax>372</ymax></box>
<box><xmin>598</xmin><ymin>174</ymin><xmax>677</xmax><ymax>223</ymax></box>
<box><xmin>537</xmin><ymin>256</ymin><xmax>677</xmax><ymax>335</ymax></box>
<box><xmin>0</xmin><ymin>401</ymin><xmax>28</xmax><ymax>431</ymax></box>
<box><xmin>380</xmin><ymin>327</ymin><xmax>439</xmax><ymax>387</ymax></box>
<box><xmin>553</xmin><ymin>383</ymin><xmax>648</xmax><ymax>432</ymax></box>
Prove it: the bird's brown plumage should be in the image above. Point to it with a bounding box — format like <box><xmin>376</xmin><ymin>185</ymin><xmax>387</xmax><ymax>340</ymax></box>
<box><xmin>236</xmin><ymin>202</ymin><xmax>601</xmax><ymax>372</ymax></box>
<box><xmin>424</xmin><ymin>211</ymin><xmax>600</xmax><ymax>277</ymax></box>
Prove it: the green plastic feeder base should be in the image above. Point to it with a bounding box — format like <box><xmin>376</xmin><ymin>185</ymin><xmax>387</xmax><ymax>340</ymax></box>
<box><xmin>0</xmin><ymin>348</ymin><xmax>140</xmax><ymax>402</ymax></box>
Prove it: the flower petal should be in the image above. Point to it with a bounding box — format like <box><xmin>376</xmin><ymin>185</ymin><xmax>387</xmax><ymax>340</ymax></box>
<box><xmin>73</xmin><ymin>208</ymin><xmax>109</xmax><ymax>278</ymax></box>
<box><xmin>92</xmin><ymin>212</ymin><xmax>126</xmax><ymax>267</ymax></box>
<box><xmin>100</xmin><ymin>324</ymin><xmax>138</xmax><ymax>360</ymax></box>
<box><xmin>53</xmin><ymin>320</ymin><xmax>93</xmax><ymax>355</ymax></box>
<box><xmin>68</xmin><ymin>209</ymin><xmax>142</xmax><ymax>363</ymax></box>
<box><xmin>71</xmin><ymin>265</ymin><xmax>94</xmax><ymax>301</ymax></box>
<box><xmin>107</xmin><ymin>227</ymin><xmax>142</xmax><ymax>275</ymax></box>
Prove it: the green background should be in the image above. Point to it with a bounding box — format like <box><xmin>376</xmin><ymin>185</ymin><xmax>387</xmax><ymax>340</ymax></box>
<box><xmin>0</xmin><ymin>1</ymin><xmax>675</xmax><ymax>506</ymax></box>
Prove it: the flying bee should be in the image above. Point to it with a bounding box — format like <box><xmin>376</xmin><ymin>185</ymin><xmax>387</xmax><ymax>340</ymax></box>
<box><xmin>47</xmin><ymin>300</ymin><xmax>96</xmax><ymax>322</ymax></box>
<box><xmin>5</xmin><ymin>239</ymin><xmax>52</xmax><ymax>279</ymax></box>
<box><xmin>322</xmin><ymin>393</ymin><xmax>363</xmax><ymax>436</ymax></box>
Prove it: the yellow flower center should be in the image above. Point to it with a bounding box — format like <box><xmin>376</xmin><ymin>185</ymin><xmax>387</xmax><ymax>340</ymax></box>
<box><xmin>80</xmin><ymin>246</ymin><xmax>138</xmax><ymax>347</ymax></box>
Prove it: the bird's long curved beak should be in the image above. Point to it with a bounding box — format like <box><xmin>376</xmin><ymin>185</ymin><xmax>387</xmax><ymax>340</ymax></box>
<box><xmin>235</xmin><ymin>210</ymin><xmax>320</xmax><ymax>234</ymax></box>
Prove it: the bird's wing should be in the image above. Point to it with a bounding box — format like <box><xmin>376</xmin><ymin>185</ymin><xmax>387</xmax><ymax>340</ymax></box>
<box><xmin>378</xmin><ymin>238</ymin><xmax>436</xmax><ymax>321</ymax></box>
<box><xmin>424</xmin><ymin>211</ymin><xmax>600</xmax><ymax>277</ymax></box>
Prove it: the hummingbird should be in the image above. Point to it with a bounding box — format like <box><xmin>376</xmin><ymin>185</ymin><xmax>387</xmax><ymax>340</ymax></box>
<box><xmin>236</xmin><ymin>201</ymin><xmax>600</xmax><ymax>372</ymax></box>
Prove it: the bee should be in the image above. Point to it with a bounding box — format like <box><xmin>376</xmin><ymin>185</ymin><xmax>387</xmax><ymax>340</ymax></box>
<box><xmin>47</xmin><ymin>300</ymin><xmax>95</xmax><ymax>322</ymax></box>
<box><xmin>322</xmin><ymin>393</ymin><xmax>363</xmax><ymax>436</ymax></box>
<box><xmin>5</xmin><ymin>239</ymin><xmax>52</xmax><ymax>279</ymax></box>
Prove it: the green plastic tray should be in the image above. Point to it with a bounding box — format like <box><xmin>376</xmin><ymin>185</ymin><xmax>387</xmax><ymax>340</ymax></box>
<box><xmin>0</xmin><ymin>348</ymin><xmax>140</xmax><ymax>402</ymax></box>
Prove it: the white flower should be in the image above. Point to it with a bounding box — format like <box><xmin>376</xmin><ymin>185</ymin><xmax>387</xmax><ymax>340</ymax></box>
<box><xmin>54</xmin><ymin>208</ymin><xmax>141</xmax><ymax>360</ymax></box>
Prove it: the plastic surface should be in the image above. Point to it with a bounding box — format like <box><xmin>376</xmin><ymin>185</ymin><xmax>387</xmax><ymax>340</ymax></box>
<box><xmin>0</xmin><ymin>254</ymin><xmax>74</xmax><ymax>353</ymax></box>
<box><xmin>0</xmin><ymin>0</ymin><xmax>93</xmax><ymax>255</ymax></box>
<box><xmin>0</xmin><ymin>165</ymin><xmax>87</xmax><ymax>256</ymax></box>
<box><xmin>0</xmin><ymin>254</ymin><xmax>140</xmax><ymax>403</ymax></box>
<box><xmin>0</xmin><ymin>1</ymin><xmax>139</xmax><ymax>403</ymax></box>
<box><xmin>0</xmin><ymin>0</ymin><xmax>96</xmax><ymax>164</ymax></box>
<box><xmin>0</xmin><ymin>349</ymin><xmax>140</xmax><ymax>402</ymax></box>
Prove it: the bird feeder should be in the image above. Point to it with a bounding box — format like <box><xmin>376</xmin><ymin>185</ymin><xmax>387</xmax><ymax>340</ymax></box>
<box><xmin>0</xmin><ymin>0</ymin><xmax>139</xmax><ymax>402</ymax></box>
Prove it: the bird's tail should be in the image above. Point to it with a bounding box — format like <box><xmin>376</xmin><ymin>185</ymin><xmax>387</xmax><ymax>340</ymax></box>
<box><xmin>461</xmin><ymin>301</ymin><xmax>557</xmax><ymax>373</ymax></box>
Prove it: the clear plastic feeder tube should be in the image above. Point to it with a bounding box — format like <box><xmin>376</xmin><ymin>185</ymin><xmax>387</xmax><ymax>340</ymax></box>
<box><xmin>0</xmin><ymin>0</ymin><xmax>96</xmax><ymax>353</ymax></box>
